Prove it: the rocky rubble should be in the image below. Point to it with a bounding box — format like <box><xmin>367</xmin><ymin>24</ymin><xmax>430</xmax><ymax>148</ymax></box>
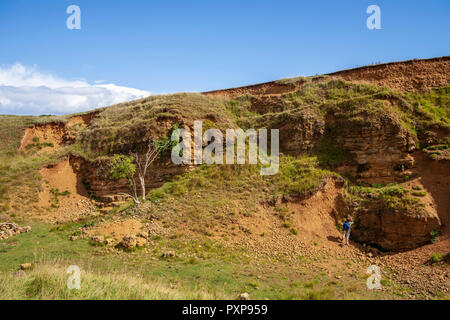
<box><xmin>118</xmin><ymin>235</ymin><xmax>147</xmax><ymax>250</ymax></box>
<box><xmin>0</xmin><ymin>223</ymin><xmax>31</xmax><ymax>240</ymax></box>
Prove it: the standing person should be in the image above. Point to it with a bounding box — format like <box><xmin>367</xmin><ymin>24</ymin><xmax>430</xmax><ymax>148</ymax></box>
<box><xmin>342</xmin><ymin>216</ymin><xmax>353</xmax><ymax>246</ymax></box>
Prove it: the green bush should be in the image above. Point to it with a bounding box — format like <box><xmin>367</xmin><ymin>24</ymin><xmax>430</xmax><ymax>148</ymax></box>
<box><xmin>430</xmin><ymin>253</ymin><xmax>445</xmax><ymax>263</ymax></box>
<box><xmin>430</xmin><ymin>230</ymin><xmax>440</xmax><ymax>243</ymax></box>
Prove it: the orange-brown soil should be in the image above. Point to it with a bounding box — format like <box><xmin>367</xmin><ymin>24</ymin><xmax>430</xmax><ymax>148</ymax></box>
<box><xmin>204</xmin><ymin>56</ymin><xmax>450</xmax><ymax>98</ymax></box>
<box><xmin>67</xmin><ymin>112</ymin><xmax>98</xmax><ymax>128</ymax></box>
<box><xmin>411</xmin><ymin>153</ymin><xmax>450</xmax><ymax>237</ymax></box>
<box><xmin>180</xmin><ymin>177</ymin><xmax>448</xmax><ymax>298</ymax></box>
<box><xmin>328</xmin><ymin>56</ymin><xmax>450</xmax><ymax>92</ymax></box>
<box><xmin>33</xmin><ymin>158</ymin><xmax>97</xmax><ymax>223</ymax></box>
<box><xmin>86</xmin><ymin>219</ymin><xmax>143</xmax><ymax>240</ymax></box>
<box><xmin>19</xmin><ymin>122</ymin><xmax>66</xmax><ymax>153</ymax></box>
<box><xmin>19</xmin><ymin>112</ymin><xmax>98</xmax><ymax>153</ymax></box>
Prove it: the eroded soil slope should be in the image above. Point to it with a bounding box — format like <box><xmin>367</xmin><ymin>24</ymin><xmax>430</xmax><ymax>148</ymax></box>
<box><xmin>35</xmin><ymin>157</ymin><xmax>97</xmax><ymax>223</ymax></box>
<box><xmin>204</xmin><ymin>56</ymin><xmax>450</xmax><ymax>98</ymax></box>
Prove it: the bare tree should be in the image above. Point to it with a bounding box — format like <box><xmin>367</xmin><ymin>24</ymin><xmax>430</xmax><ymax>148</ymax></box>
<box><xmin>132</xmin><ymin>139</ymin><xmax>161</xmax><ymax>201</ymax></box>
<box><xmin>110</xmin><ymin>138</ymin><xmax>166</xmax><ymax>204</ymax></box>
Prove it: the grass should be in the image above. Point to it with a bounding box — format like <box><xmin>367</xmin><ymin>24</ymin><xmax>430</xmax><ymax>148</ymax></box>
<box><xmin>275</xmin><ymin>156</ymin><xmax>337</xmax><ymax>197</ymax></box>
<box><xmin>0</xmin><ymin>220</ymin><xmax>392</xmax><ymax>300</ymax></box>
<box><xmin>345</xmin><ymin>184</ymin><xmax>425</xmax><ymax>215</ymax></box>
<box><xmin>314</xmin><ymin>134</ymin><xmax>354</xmax><ymax>168</ymax></box>
<box><xmin>145</xmin><ymin>155</ymin><xmax>336</xmax><ymax>236</ymax></box>
<box><xmin>403</xmin><ymin>86</ymin><xmax>450</xmax><ymax>126</ymax></box>
<box><xmin>0</xmin><ymin>263</ymin><xmax>229</xmax><ymax>300</ymax></box>
<box><xmin>77</xmin><ymin>93</ymin><xmax>236</xmax><ymax>157</ymax></box>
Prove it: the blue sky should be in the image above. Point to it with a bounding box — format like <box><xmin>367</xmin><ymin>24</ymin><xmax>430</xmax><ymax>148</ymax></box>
<box><xmin>0</xmin><ymin>0</ymin><xmax>449</xmax><ymax>115</ymax></box>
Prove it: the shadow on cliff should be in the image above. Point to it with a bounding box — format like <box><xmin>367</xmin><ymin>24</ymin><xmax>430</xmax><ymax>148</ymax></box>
<box><xmin>413</xmin><ymin>152</ymin><xmax>450</xmax><ymax>238</ymax></box>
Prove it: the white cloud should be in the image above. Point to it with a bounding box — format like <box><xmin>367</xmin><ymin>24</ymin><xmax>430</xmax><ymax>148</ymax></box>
<box><xmin>0</xmin><ymin>63</ymin><xmax>151</xmax><ymax>115</ymax></box>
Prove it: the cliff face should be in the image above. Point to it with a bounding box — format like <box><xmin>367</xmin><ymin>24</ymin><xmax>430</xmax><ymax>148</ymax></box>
<box><xmin>328</xmin><ymin>113</ymin><xmax>416</xmax><ymax>183</ymax></box>
<box><xmin>327</xmin><ymin>56</ymin><xmax>450</xmax><ymax>92</ymax></box>
<box><xmin>6</xmin><ymin>57</ymin><xmax>448</xmax><ymax>252</ymax></box>
<box><xmin>352</xmin><ymin>205</ymin><xmax>441</xmax><ymax>251</ymax></box>
<box><xmin>204</xmin><ymin>56</ymin><xmax>450</xmax><ymax>98</ymax></box>
<box><xmin>70</xmin><ymin>155</ymin><xmax>190</xmax><ymax>204</ymax></box>
<box><xmin>278</xmin><ymin>110</ymin><xmax>325</xmax><ymax>154</ymax></box>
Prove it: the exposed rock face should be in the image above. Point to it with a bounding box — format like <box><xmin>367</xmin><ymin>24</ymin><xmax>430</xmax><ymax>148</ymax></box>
<box><xmin>279</xmin><ymin>110</ymin><xmax>325</xmax><ymax>154</ymax></box>
<box><xmin>71</xmin><ymin>155</ymin><xmax>189</xmax><ymax>203</ymax></box>
<box><xmin>276</xmin><ymin>109</ymin><xmax>416</xmax><ymax>183</ymax></box>
<box><xmin>19</xmin><ymin>112</ymin><xmax>99</xmax><ymax>153</ymax></box>
<box><xmin>328</xmin><ymin>113</ymin><xmax>416</xmax><ymax>182</ymax></box>
<box><xmin>204</xmin><ymin>56</ymin><xmax>450</xmax><ymax>97</ymax></box>
<box><xmin>19</xmin><ymin>122</ymin><xmax>67</xmax><ymax>153</ymax></box>
<box><xmin>352</xmin><ymin>208</ymin><xmax>441</xmax><ymax>251</ymax></box>
<box><xmin>328</xmin><ymin>56</ymin><xmax>450</xmax><ymax>92</ymax></box>
<box><xmin>203</xmin><ymin>79</ymin><xmax>308</xmax><ymax>98</ymax></box>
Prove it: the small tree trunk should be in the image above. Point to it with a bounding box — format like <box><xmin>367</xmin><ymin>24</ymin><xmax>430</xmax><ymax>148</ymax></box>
<box><xmin>139</xmin><ymin>176</ymin><xmax>146</xmax><ymax>201</ymax></box>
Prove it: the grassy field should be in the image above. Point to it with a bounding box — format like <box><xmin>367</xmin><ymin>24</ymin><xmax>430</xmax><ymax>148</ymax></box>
<box><xmin>0</xmin><ymin>221</ymin><xmax>396</xmax><ymax>300</ymax></box>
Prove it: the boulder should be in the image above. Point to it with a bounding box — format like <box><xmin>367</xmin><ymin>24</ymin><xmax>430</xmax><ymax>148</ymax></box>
<box><xmin>136</xmin><ymin>237</ymin><xmax>147</xmax><ymax>248</ymax></box>
<box><xmin>91</xmin><ymin>235</ymin><xmax>105</xmax><ymax>244</ymax></box>
<box><xmin>19</xmin><ymin>226</ymin><xmax>32</xmax><ymax>233</ymax></box>
<box><xmin>162</xmin><ymin>251</ymin><xmax>175</xmax><ymax>258</ymax></box>
<box><xmin>138</xmin><ymin>231</ymin><xmax>149</xmax><ymax>239</ymax></box>
<box><xmin>20</xmin><ymin>263</ymin><xmax>32</xmax><ymax>270</ymax></box>
<box><xmin>119</xmin><ymin>235</ymin><xmax>137</xmax><ymax>250</ymax></box>
<box><xmin>239</xmin><ymin>293</ymin><xmax>250</xmax><ymax>300</ymax></box>
<box><xmin>105</xmin><ymin>238</ymin><xmax>116</xmax><ymax>246</ymax></box>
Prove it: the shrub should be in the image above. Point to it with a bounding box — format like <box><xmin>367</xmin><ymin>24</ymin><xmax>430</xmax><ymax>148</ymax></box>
<box><xmin>430</xmin><ymin>253</ymin><xmax>445</xmax><ymax>263</ymax></box>
<box><xmin>430</xmin><ymin>230</ymin><xmax>440</xmax><ymax>243</ymax></box>
<box><xmin>282</xmin><ymin>222</ymin><xmax>292</xmax><ymax>228</ymax></box>
<box><xmin>154</xmin><ymin>124</ymin><xmax>181</xmax><ymax>155</ymax></box>
<box><xmin>275</xmin><ymin>156</ymin><xmax>335</xmax><ymax>196</ymax></box>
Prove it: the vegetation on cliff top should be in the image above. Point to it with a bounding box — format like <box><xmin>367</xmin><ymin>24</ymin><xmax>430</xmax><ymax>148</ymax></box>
<box><xmin>345</xmin><ymin>184</ymin><xmax>426</xmax><ymax>216</ymax></box>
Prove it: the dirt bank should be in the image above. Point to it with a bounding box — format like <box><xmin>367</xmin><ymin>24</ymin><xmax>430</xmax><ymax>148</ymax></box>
<box><xmin>203</xmin><ymin>56</ymin><xmax>450</xmax><ymax>98</ymax></box>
